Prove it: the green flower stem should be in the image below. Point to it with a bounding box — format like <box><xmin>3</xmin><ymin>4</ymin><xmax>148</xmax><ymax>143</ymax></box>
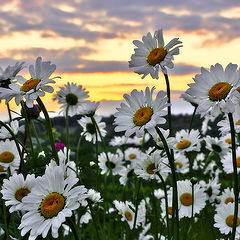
<box><xmin>30</xmin><ymin>120</ymin><xmax>43</xmax><ymax>151</ymax></box>
<box><xmin>2</xmin><ymin>202</ymin><xmax>10</xmax><ymax>240</ymax></box>
<box><xmin>76</xmin><ymin>132</ymin><xmax>86</xmax><ymax>175</ymax></box>
<box><xmin>88</xmin><ymin>202</ymin><xmax>101</xmax><ymax>240</ymax></box>
<box><xmin>155</xmin><ymin>126</ymin><xmax>179</xmax><ymax>240</ymax></box>
<box><xmin>67</xmin><ymin>217</ymin><xmax>80</xmax><ymax>240</ymax></box>
<box><xmin>228</xmin><ymin>113</ymin><xmax>239</xmax><ymax>240</ymax></box>
<box><xmin>90</xmin><ymin>116</ymin><xmax>111</xmax><ymax>165</ymax></box>
<box><xmin>0</xmin><ymin>120</ymin><xmax>24</xmax><ymax>172</ymax></box>
<box><xmin>20</xmin><ymin>101</ymin><xmax>34</xmax><ymax>154</ymax></box>
<box><xmin>188</xmin><ymin>105</ymin><xmax>197</xmax><ymax>133</ymax></box>
<box><xmin>191</xmin><ymin>182</ymin><xmax>194</xmax><ymax>219</ymax></box>
<box><xmin>156</xmin><ymin>172</ymin><xmax>170</xmax><ymax>240</ymax></box>
<box><xmin>6</xmin><ymin>102</ymin><xmax>12</xmax><ymax>122</ymax></box>
<box><xmin>163</xmin><ymin>73</ymin><xmax>173</xmax><ymax>136</ymax></box>
<box><xmin>36</xmin><ymin>97</ymin><xmax>59</xmax><ymax>164</ymax></box>
<box><xmin>133</xmin><ymin>178</ymin><xmax>141</xmax><ymax>230</ymax></box>
<box><xmin>65</xmin><ymin>105</ymin><xmax>70</xmax><ymax>162</ymax></box>
<box><xmin>94</xmin><ymin>127</ymin><xmax>100</xmax><ymax>191</ymax></box>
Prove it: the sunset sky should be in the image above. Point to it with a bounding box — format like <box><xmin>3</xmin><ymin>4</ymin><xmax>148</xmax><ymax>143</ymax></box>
<box><xmin>1</xmin><ymin>0</ymin><xmax>240</xmax><ymax>119</ymax></box>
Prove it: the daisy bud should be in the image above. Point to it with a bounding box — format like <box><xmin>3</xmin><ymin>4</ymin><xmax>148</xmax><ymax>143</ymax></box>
<box><xmin>191</xmin><ymin>177</ymin><xmax>198</xmax><ymax>185</ymax></box>
<box><xmin>21</xmin><ymin>102</ymin><xmax>41</xmax><ymax>120</ymax></box>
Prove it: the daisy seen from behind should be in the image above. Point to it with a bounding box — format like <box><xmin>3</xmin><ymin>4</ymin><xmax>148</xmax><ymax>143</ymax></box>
<box><xmin>186</xmin><ymin>63</ymin><xmax>240</xmax><ymax>117</ymax></box>
<box><xmin>0</xmin><ymin>57</ymin><xmax>59</xmax><ymax>108</ymax></box>
<box><xmin>129</xmin><ymin>29</ymin><xmax>182</xmax><ymax>79</ymax></box>
<box><xmin>53</xmin><ymin>82</ymin><xmax>89</xmax><ymax>117</ymax></box>
<box><xmin>114</xmin><ymin>87</ymin><xmax>169</xmax><ymax>138</ymax></box>
<box><xmin>18</xmin><ymin>165</ymin><xmax>88</xmax><ymax>239</ymax></box>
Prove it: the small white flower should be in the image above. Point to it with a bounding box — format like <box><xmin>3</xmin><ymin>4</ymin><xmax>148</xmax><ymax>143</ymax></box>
<box><xmin>177</xmin><ymin>180</ymin><xmax>206</xmax><ymax>218</ymax></box>
<box><xmin>203</xmin><ymin>177</ymin><xmax>221</xmax><ymax>203</ymax></box>
<box><xmin>152</xmin><ymin>128</ymin><xmax>175</xmax><ymax>149</ymax></box>
<box><xmin>0</xmin><ymin>57</ymin><xmax>59</xmax><ymax>108</ymax></box>
<box><xmin>124</xmin><ymin>147</ymin><xmax>142</xmax><ymax>166</ymax></box>
<box><xmin>87</xmin><ymin>189</ymin><xmax>102</xmax><ymax>203</ymax></box>
<box><xmin>118</xmin><ymin>165</ymin><xmax>135</xmax><ymax>186</ymax></box>
<box><xmin>53</xmin><ymin>82</ymin><xmax>89</xmax><ymax>116</ymax></box>
<box><xmin>193</xmin><ymin>153</ymin><xmax>205</xmax><ymax>170</ymax></box>
<box><xmin>205</xmin><ymin>136</ymin><xmax>230</xmax><ymax>157</ymax></box>
<box><xmin>174</xmin><ymin>153</ymin><xmax>189</xmax><ymax>174</ymax></box>
<box><xmin>109</xmin><ymin>136</ymin><xmax>128</xmax><ymax>146</ymax></box>
<box><xmin>218</xmin><ymin>188</ymin><xmax>236</xmax><ymax>206</ymax></box>
<box><xmin>79</xmin><ymin>100</ymin><xmax>100</xmax><ymax>117</ymax></box>
<box><xmin>98</xmin><ymin>152</ymin><xmax>124</xmax><ymax>176</ymax></box>
<box><xmin>173</xmin><ymin>129</ymin><xmax>201</xmax><ymax>153</ymax></box>
<box><xmin>186</xmin><ymin>63</ymin><xmax>240</xmax><ymax>117</ymax></box>
<box><xmin>114</xmin><ymin>87</ymin><xmax>169</xmax><ymax>138</ymax></box>
<box><xmin>1</xmin><ymin>173</ymin><xmax>36</xmax><ymax>213</ymax></box>
<box><xmin>78</xmin><ymin>116</ymin><xmax>106</xmax><ymax>144</ymax></box>
<box><xmin>18</xmin><ymin>165</ymin><xmax>88</xmax><ymax>239</ymax></box>
<box><xmin>129</xmin><ymin>29</ymin><xmax>182</xmax><ymax>79</ymax></box>
<box><xmin>221</xmin><ymin>147</ymin><xmax>240</xmax><ymax>174</ymax></box>
<box><xmin>214</xmin><ymin>202</ymin><xmax>240</xmax><ymax>237</ymax></box>
<box><xmin>0</xmin><ymin>120</ymin><xmax>23</xmax><ymax>139</ymax></box>
<box><xmin>128</xmin><ymin>133</ymin><xmax>151</xmax><ymax>146</ymax></box>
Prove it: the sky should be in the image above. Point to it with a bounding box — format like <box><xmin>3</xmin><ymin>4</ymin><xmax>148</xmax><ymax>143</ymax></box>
<box><xmin>1</xmin><ymin>0</ymin><xmax>240</xmax><ymax>119</ymax></box>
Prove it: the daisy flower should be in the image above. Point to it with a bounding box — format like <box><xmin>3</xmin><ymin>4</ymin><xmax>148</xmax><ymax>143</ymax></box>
<box><xmin>0</xmin><ymin>61</ymin><xmax>25</xmax><ymax>88</ymax></box>
<box><xmin>18</xmin><ymin>165</ymin><xmax>88</xmax><ymax>239</ymax></box>
<box><xmin>174</xmin><ymin>153</ymin><xmax>189</xmax><ymax>174</ymax></box>
<box><xmin>78</xmin><ymin>116</ymin><xmax>106</xmax><ymax>144</ymax></box>
<box><xmin>114</xmin><ymin>87</ymin><xmax>169</xmax><ymax>138</ymax></box>
<box><xmin>0</xmin><ymin>120</ymin><xmax>23</xmax><ymax>139</ymax></box>
<box><xmin>118</xmin><ymin>165</ymin><xmax>135</xmax><ymax>186</ymax></box>
<box><xmin>154</xmin><ymin>189</ymin><xmax>165</xmax><ymax>199</ymax></box>
<box><xmin>205</xmin><ymin>136</ymin><xmax>230</xmax><ymax>157</ymax></box>
<box><xmin>113</xmin><ymin>199</ymin><xmax>146</xmax><ymax>229</ymax></box>
<box><xmin>160</xmin><ymin>192</ymin><xmax>173</xmax><ymax>220</ymax></box>
<box><xmin>129</xmin><ymin>29</ymin><xmax>182</xmax><ymax>79</ymax></box>
<box><xmin>221</xmin><ymin>146</ymin><xmax>240</xmax><ymax>174</ymax></box>
<box><xmin>186</xmin><ymin>63</ymin><xmax>240</xmax><ymax>117</ymax></box>
<box><xmin>180</xmin><ymin>92</ymin><xmax>199</xmax><ymax>107</ymax></box>
<box><xmin>218</xmin><ymin>106</ymin><xmax>240</xmax><ymax>135</ymax></box>
<box><xmin>152</xmin><ymin>128</ymin><xmax>175</xmax><ymax>149</ymax></box>
<box><xmin>193</xmin><ymin>153</ymin><xmax>205</xmax><ymax>170</ymax></box>
<box><xmin>78</xmin><ymin>100</ymin><xmax>100</xmax><ymax>117</ymax></box>
<box><xmin>0</xmin><ymin>139</ymin><xmax>21</xmax><ymax>174</ymax></box>
<box><xmin>1</xmin><ymin>173</ymin><xmax>36</xmax><ymax>213</ymax></box>
<box><xmin>98</xmin><ymin>152</ymin><xmax>124</xmax><ymax>176</ymax></box>
<box><xmin>124</xmin><ymin>147</ymin><xmax>142</xmax><ymax>165</ymax></box>
<box><xmin>218</xmin><ymin>188</ymin><xmax>236</xmax><ymax>206</ymax></box>
<box><xmin>202</xmin><ymin>177</ymin><xmax>221</xmax><ymax>203</ymax></box>
<box><xmin>173</xmin><ymin>129</ymin><xmax>201</xmax><ymax>153</ymax></box>
<box><xmin>201</xmin><ymin>113</ymin><xmax>216</xmax><ymax>135</ymax></box>
<box><xmin>128</xmin><ymin>133</ymin><xmax>151</xmax><ymax>146</ymax></box>
<box><xmin>177</xmin><ymin>180</ymin><xmax>206</xmax><ymax>218</ymax></box>
<box><xmin>109</xmin><ymin>136</ymin><xmax>128</xmax><ymax>146</ymax></box>
<box><xmin>87</xmin><ymin>189</ymin><xmax>102</xmax><ymax>204</ymax></box>
<box><xmin>134</xmin><ymin>151</ymin><xmax>169</xmax><ymax>181</ymax></box>
<box><xmin>0</xmin><ymin>57</ymin><xmax>59</xmax><ymax>108</ymax></box>
<box><xmin>220</xmin><ymin>133</ymin><xmax>235</xmax><ymax>146</ymax></box>
<box><xmin>214</xmin><ymin>202</ymin><xmax>240</xmax><ymax>237</ymax></box>
<box><xmin>138</xmin><ymin>223</ymin><xmax>154</xmax><ymax>240</ymax></box>
<box><xmin>53</xmin><ymin>82</ymin><xmax>89</xmax><ymax>116</ymax></box>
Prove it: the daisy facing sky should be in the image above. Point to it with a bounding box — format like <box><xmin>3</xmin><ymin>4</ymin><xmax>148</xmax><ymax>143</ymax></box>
<box><xmin>129</xmin><ymin>29</ymin><xmax>182</xmax><ymax>79</ymax></box>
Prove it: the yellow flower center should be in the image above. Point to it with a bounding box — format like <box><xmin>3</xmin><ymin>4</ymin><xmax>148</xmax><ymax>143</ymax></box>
<box><xmin>147</xmin><ymin>47</ymin><xmax>167</xmax><ymax>66</ymax></box>
<box><xmin>15</xmin><ymin>188</ymin><xmax>30</xmax><ymax>201</ymax></box>
<box><xmin>236</xmin><ymin>120</ymin><xmax>240</xmax><ymax>125</ymax></box>
<box><xmin>225</xmin><ymin>197</ymin><xmax>234</xmax><ymax>204</ymax></box>
<box><xmin>40</xmin><ymin>193</ymin><xmax>65</xmax><ymax>219</ymax></box>
<box><xmin>0</xmin><ymin>151</ymin><xmax>14</xmax><ymax>163</ymax></box>
<box><xmin>176</xmin><ymin>140</ymin><xmax>191</xmax><ymax>150</ymax></box>
<box><xmin>129</xmin><ymin>154</ymin><xmax>136</xmax><ymax>159</ymax></box>
<box><xmin>0</xmin><ymin>165</ymin><xmax>5</xmax><ymax>172</ymax></box>
<box><xmin>125</xmin><ymin>211</ymin><xmax>133</xmax><ymax>221</ymax></box>
<box><xmin>236</xmin><ymin>157</ymin><xmax>240</xmax><ymax>168</ymax></box>
<box><xmin>146</xmin><ymin>163</ymin><xmax>156</xmax><ymax>174</ymax></box>
<box><xmin>225</xmin><ymin>138</ymin><xmax>232</xmax><ymax>144</ymax></box>
<box><xmin>174</xmin><ymin>161</ymin><xmax>183</xmax><ymax>168</ymax></box>
<box><xmin>168</xmin><ymin>206</ymin><xmax>173</xmax><ymax>215</ymax></box>
<box><xmin>20</xmin><ymin>78</ymin><xmax>41</xmax><ymax>92</ymax></box>
<box><xmin>208</xmin><ymin>82</ymin><xmax>232</xmax><ymax>101</ymax></box>
<box><xmin>180</xmin><ymin>193</ymin><xmax>193</xmax><ymax>206</ymax></box>
<box><xmin>226</xmin><ymin>215</ymin><xmax>240</xmax><ymax>227</ymax></box>
<box><xmin>133</xmin><ymin>107</ymin><xmax>153</xmax><ymax>127</ymax></box>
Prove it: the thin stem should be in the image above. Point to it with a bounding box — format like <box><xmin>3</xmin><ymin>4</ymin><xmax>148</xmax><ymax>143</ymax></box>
<box><xmin>76</xmin><ymin>132</ymin><xmax>86</xmax><ymax>174</ymax></box>
<box><xmin>191</xmin><ymin>183</ymin><xmax>194</xmax><ymax>219</ymax></box>
<box><xmin>133</xmin><ymin>178</ymin><xmax>141</xmax><ymax>230</ymax></box>
<box><xmin>188</xmin><ymin>105</ymin><xmax>197</xmax><ymax>133</ymax></box>
<box><xmin>20</xmin><ymin>101</ymin><xmax>34</xmax><ymax>154</ymax></box>
<box><xmin>67</xmin><ymin>217</ymin><xmax>80</xmax><ymax>240</ymax></box>
<box><xmin>156</xmin><ymin>172</ymin><xmax>170</xmax><ymax>240</ymax></box>
<box><xmin>155</xmin><ymin>126</ymin><xmax>179</xmax><ymax>240</ymax></box>
<box><xmin>163</xmin><ymin>73</ymin><xmax>173</xmax><ymax>136</ymax></box>
<box><xmin>2</xmin><ymin>203</ymin><xmax>10</xmax><ymax>240</ymax></box>
<box><xmin>65</xmin><ymin>105</ymin><xmax>70</xmax><ymax>162</ymax></box>
<box><xmin>88</xmin><ymin>202</ymin><xmax>101</xmax><ymax>240</ymax></box>
<box><xmin>30</xmin><ymin>120</ymin><xmax>43</xmax><ymax>151</ymax></box>
<box><xmin>6</xmin><ymin>102</ymin><xmax>12</xmax><ymax>122</ymax></box>
<box><xmin>36</xmin><ymin>97</ymin><xmax>59</xmax><ymax>164</ymax></box>
<box><xmin>228</xmin><ymin>113</ymin><xmax>239</xmax><ymax>240</ymax></box>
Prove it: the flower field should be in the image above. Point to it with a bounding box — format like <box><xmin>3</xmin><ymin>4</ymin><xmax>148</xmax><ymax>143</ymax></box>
<box><xmin>1</xmin><ymin>29</ymin><xmax>240</xmax><ymax>240</ymax></box>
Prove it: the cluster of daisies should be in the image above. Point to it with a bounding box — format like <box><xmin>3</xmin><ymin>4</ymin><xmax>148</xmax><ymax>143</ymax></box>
<box><xmin>0</xmin><ymin>28</ymin><xmax>240</xmax><ymax>239</ymax></box>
